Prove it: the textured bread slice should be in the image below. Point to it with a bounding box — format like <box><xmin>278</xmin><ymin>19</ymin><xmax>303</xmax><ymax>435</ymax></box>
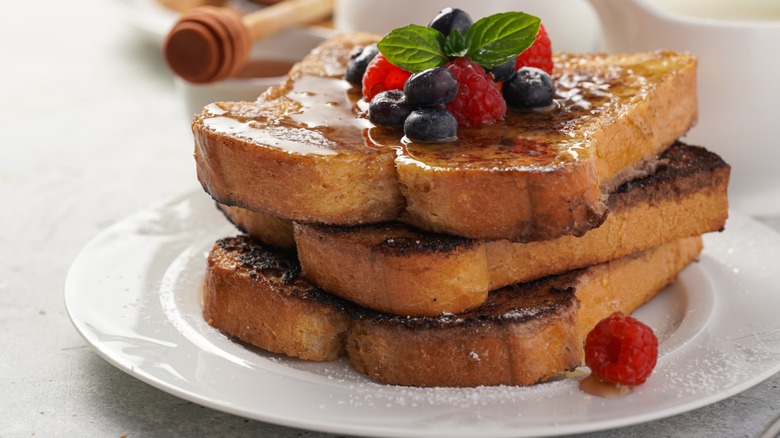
<box><xmin>202</xmin><ymin>236</ymin><xmax>350</xmax><ymax>361</ymax></box>
<box><xmin>219</xmin><ymin>143</ymin><xmax>729</xmax><ymax>316</ymax></box>
<box><xmin>217</xmin><ymin>203</ymin><xmax>296</xmax><ymax>251</ymax></box>
<box><xmin>202</xmin><ymin>235</ymin><xmax>702</xmax><ymax>387</ymax></box>
<box><xmin>193</xmin><ymin>33</ymin><xmax>698</xmax><ymax>241</ymax></box>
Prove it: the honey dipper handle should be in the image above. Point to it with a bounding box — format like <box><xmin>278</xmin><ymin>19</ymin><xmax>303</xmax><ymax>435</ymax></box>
<box><xmin>243</xmin><ymin>0</ymin><xmax>335</xmax><ymax>40</ymax></box>
<box><xmin>164</xmin><ymin>0</ymin><xmax>334</xmax><ymax>83</ymax></box>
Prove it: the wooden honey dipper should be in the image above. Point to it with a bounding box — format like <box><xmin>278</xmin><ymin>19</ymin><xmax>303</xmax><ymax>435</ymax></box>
<box><xmin>164</xmin><ymin>0</ymin><xmax>334</xmax><ymax>83</ymax></box>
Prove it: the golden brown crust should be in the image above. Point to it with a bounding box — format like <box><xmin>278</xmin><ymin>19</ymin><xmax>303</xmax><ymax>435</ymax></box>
<box><xmin>295</xmin><ymin>223</ymin><xmax>489</xmax><ymax>316</ymax></box>
<box><xmin>193</xmin><ymin>33</ymin><xmax>405</xmax><ymax>225</ymax></box>
<box><xmin>346</xmin><ymin>272</ymin><xmax>581</xmax><ymax>387</ymax></box>
<box><xmin>347</xmin><ymin>304</ymin><xmax>580</xmax><ymax>387</ymax></box>
<box><xmin>487</xmin><ymin>144</ymin><xmax>729</xmax><ymax>289</ymax></box>
<box><xmin>193</xmin><ymin>34</ymin><xmax>699</xmax><ymax>241</ymax></box>
<box><xmin>201</xmin><ymin>235</ymin><xmax>701</xmax><ymax>386</ymax></box>
<box><xmin>396</xmin><ymin>156</ymin><xmax>605</xmax><ymax>241</ymax></box>
<box><xmin>202</xmin><ymin>237</ymin><xmax>353</xmax><ymax>361</ymax></box>
<box><xmin>217</xmin><ymin>204</ymin><xmax>296</xmax><ymax>251</ymax></box>
<box><xmin>291</xmin><ymin>143</ymin><xmax>728</xmax><ymax>316</ymax></box>
<box><xmin>573</xmin><ymin>236</ymin><xmax>703</xmax><ymax>345</ymax></box>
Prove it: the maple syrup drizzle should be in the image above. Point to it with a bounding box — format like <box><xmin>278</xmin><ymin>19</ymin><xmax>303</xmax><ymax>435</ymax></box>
<box><xmin>579</xmin><ymin>374</ymin><xmax>634</xmax><ymax>398</ymax></box>
<box><xmin>200</xmin><ymin>52</ymin><xmax>689</xmax><ymax>169</ymax></box>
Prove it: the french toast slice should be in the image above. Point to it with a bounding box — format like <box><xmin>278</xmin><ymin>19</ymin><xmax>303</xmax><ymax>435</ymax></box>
<box><xmin>217</xmin><ymin>203</ymin><xmax>296</xmax><ymax>251</ymax></box>
<box><xmin>202</xmin><ymin>236</ymin><xmax>349</xmax><ymax>361</ymax></box>
<box><xmin>193</xmin><ymin>33</ymin><xmax>698</xmax><ymax>242</ymax></box>
<box><xmin>202</xmin><ymin>235</ymin><xmax>702</xmax><ymax>387</ymax></box>
<box><xmin>219</xmin><ymin>143</ymin><xmax>729</xmax><ymax>316</ymax></box>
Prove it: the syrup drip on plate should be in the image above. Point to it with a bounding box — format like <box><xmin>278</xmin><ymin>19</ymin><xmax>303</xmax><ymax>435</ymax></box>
<box><xmin>579</xmin><ymin>374</ymin><xmax>635</xmax><ymax>398</ymax></box>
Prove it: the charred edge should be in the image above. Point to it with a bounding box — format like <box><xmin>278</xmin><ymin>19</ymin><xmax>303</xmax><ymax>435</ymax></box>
<box><xmin>216</xmin><ymin>204</ymin><xmax>298</xmax><ymax>255</ymax></box>
<box><xmin>217</xmin><ymin>235</ymin><xmax>301</xmax><ymax>283</ymax></box>
<box><xmin>216</xmin><ymin>235</ymin><xmax>362</xmax><ymax>313</ymax></box>
<box><xmin>310</xmin><ymin>223</ymin><xmax>478</xmax><ymax>255</ymax></box>
<box><xmin>347</xmin><ymin>273</ymin><xmax>579</xmax><ymax>330</ymax></box>
<box><xmin>609</xmin><ymin>142</ymin><xmax>729</xmax><ymax>208</ymax></box>
<box><xmin>214</xmin><ymin>236</ymin><xmax>580</xmax><ymax>330</ymax></box>
<box><xmin>377</xmin><ymin>234</ymin><xmax>476</xmax><ymax>256</ymax></box>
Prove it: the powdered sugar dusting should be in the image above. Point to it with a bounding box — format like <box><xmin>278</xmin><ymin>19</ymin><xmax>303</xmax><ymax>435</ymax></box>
<box><xmin>501</xmin><ymin>307</ymin><xmax>545</xmax><ymax>320</ymax></box>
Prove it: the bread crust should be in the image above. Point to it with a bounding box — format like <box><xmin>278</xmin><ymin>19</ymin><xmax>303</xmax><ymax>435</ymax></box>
<box><xmin>217</xmin><ymin>203</ymin><xmax>296</xmax><ymax>251</ymax></box>
<box><xmin>295</xmin><ymin>223</ymin><xmax>490</xmax><ymax>316</ymax></box>
<box><xmin>221</xmin><ymin>143</ymin><xmax>728</xmax><ymax>316</ymax></box>
<box><xmin>193</xmin><ymin>33</ymin><xmax>698</xmax><ymax>241</ymax></box>
<box><xmin>202</xmin><ymin>237</ymin><xmax>352</xmax><ymax>361</ymax></box>
<box><xmin>201</xmin><ymin>235</ymin><xmax>702</xmax><ymax>386</ymax></box>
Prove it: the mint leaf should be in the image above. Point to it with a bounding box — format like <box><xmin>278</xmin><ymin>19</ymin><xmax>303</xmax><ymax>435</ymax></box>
<box><xmin>464</xmin><ymin>12</ymin><xmax>540</xmax><ymax>68</ymax></box>
<box><xmin>377</xmin><ymin>24</ymin><xmax>447</xmax><ymax>73</ymax></box>
<box><xmin>444</xmin><ymin>30</ymin><xmax>467</xmax><ymax>58</ymax></box>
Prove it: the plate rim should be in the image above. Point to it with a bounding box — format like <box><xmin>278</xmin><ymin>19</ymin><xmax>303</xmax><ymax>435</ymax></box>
<box><xmin>65</xmin><ymin>190</ymin><xmax>780</xmax><ymax>437</ymax></box>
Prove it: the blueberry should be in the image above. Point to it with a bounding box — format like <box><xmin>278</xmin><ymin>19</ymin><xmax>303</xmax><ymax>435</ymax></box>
<box><xmin>369</xmin><ymin>90</ymin><xmax>412</xmax><ymax>127</ymax></box>
<box><xmin>503</xmin><ymin>67</ymin><xmax>554</xmax><ymax>110</ymax></box>
<box><xmin>404</xmin><ymin>107</ymin><xmax>458</xmax><ymax>143</ymax></box>
<box><xmin>403</xmin><ymin>67</ymin><xmax>459</xmax><ymax>107</ymax></box>
<box><xmin>345</xmin><ymin>44</ymin><xmax>379</xmax><ymax>85</ymax></box>
<box><xmin>428</xmin><ymin>8</ymin><xmax>473</xmax><ymax>36</ymax></box>
<box><xmin>487</xmin><ymin>57</ymin><xmax>517</xmax><ymax>82</ymax></box>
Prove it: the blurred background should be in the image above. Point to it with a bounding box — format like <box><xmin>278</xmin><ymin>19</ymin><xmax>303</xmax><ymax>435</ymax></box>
<box><xmin>2</xmin><ymin>0</ymin><xmax>779</xmax><ymax>436</ymax></box>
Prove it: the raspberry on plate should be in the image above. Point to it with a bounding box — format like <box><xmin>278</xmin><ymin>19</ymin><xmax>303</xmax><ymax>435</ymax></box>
<box><xmin>515</xmin><ymin>23</ymin><xmax>553</xmax><ymax>75</ymax></box>
<box><xmin>584</xmin><ymin>312</ymin><xmax>658</xmax><ymax>386</ymax></box>
<box><xmin>362</xmin><ymin>54</ymin><xmax>412</xmax><ymax>102</ymax></box>
<box><xmin>444</xmin><ymin>57</ymin><xmax>506</xmax><ymax>127</ymax></box>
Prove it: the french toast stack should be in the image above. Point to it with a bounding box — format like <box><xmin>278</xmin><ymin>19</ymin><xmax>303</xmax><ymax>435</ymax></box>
<box><xmin>193</xmin><ymin>34</ymin><xmax>730</xmax><ymax>387</ymax></box>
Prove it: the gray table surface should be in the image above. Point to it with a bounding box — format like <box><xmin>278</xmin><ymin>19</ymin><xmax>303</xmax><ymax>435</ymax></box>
<box><xmin>2</xmin><ymin>1</ymin><xmax>779</xmax><ymax>436</ymax></box>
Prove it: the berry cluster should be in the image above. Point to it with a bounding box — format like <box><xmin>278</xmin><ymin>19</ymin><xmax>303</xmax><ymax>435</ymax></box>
<box><xmin>445</xmin><ymin>57</ymin><xmax>506</xmax><ymax>127</ymax></box>
<box><xmin>584</xmin><ymin>312</ymin><xmax>659</xmax><ymax>386</ymax></box>
<box><xmin>345</xmin><ymin>8</ymin><xmax>556</xmax><ymax>142</ymax></box>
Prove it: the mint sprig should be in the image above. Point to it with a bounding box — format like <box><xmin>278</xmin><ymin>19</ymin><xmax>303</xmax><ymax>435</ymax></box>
<box><xmin>376</xmin><ymin>24</ymin><xmax>447</xmax><ymax>72</ymax></box>
<box><xmin>378</xmin><ymin>11</ymin><xmax>541</xmax><ymax>72</ymax></box>
<box><xmin>443</xmin><ymin>30</ymin><xmax>467</xmax><ymax>58</ymax></box>
<box><xmin>466</xmin><ymin>12</ymin><xmax>541</xmax><ymax>67</ymax></box>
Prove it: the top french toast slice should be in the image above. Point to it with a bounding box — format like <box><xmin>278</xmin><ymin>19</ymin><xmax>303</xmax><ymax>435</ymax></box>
<box><xmin>193</xmin><ymin>33</ymin><xmax>698</xmax><ymax>241</ymax></box>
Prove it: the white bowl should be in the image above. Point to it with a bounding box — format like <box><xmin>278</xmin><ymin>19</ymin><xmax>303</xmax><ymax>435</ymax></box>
<box><xmin>591</xmin><ymin>0</ymin><xmax>780</xmax><ymax>216</ymax></box>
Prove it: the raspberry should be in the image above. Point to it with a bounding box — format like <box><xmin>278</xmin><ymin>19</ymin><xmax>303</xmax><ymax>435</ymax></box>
<box><xmin>444</xmin><ymin>57</ymin><xmax>506</xmax><ymax>127</ymax></box>
<box><xmin>361</xmin><ymin>54</ymin><xmax>412</xmax><ymax>102</ymax></box>
<box><xmin>584</xmin><ymin>312</ymin><xmax>658</xmax><ymax>386</ymax></box>
<box><xmin>515</xmin><ymin>24</ymin><xmax>553</xmax><ymax>75</ymax></box>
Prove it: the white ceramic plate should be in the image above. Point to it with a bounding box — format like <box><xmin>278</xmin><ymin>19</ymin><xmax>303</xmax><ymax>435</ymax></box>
<box><xmin>65</xmin><ymin>191</ymin><xmax>780</xmax><ymax>438</ymax></box>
